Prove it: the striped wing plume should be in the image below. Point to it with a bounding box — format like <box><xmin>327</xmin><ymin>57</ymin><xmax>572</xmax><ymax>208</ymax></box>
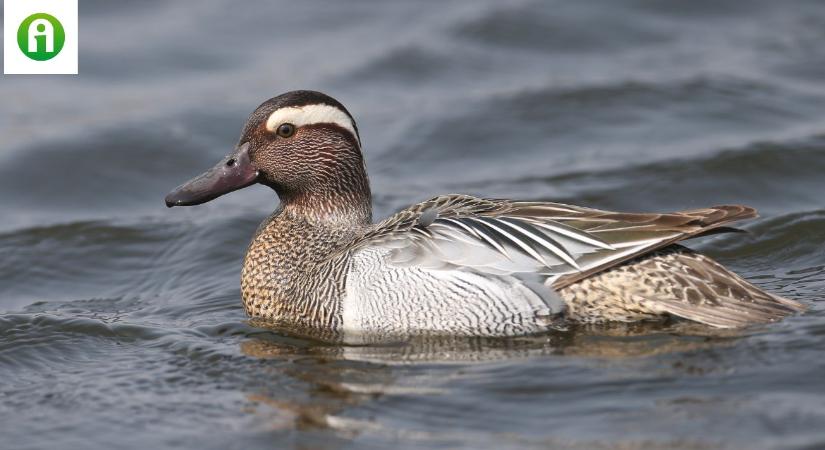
<box><xmin>355</xmin><ymin>194</ymin><xmax>757</xmax><ymax>285</ymax></box>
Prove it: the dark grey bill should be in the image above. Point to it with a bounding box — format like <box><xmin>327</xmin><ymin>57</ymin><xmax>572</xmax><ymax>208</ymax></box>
<box><xmin>165</xmin><ymin>143</ymin><xmax>258</xmax><ymax>207</ymax></box>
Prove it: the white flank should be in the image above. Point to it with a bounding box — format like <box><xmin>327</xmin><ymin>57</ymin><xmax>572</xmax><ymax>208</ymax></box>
<box><xmin>265</xmin><ymin>104</ymin><xmax>359</xmax><ymax>144</ymax></box>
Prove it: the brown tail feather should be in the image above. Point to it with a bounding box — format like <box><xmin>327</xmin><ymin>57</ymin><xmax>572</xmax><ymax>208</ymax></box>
<box><xmin>680</xmin><ymin>205</ymin><xmax>758</xmax><ymax>228</ymax></box>
<box><xmin>555</xmin><ymin>205</ymin><xmax>760</xmax><ymax>289</ymax></box>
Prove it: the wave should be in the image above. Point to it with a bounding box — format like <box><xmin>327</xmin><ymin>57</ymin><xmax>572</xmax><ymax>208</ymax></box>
<box><xmin>445</xmin><ymin>134</ymin><xmax>825</xmax><ymax>212</ymax></box>
<box><xmin>0</xmin><ymin>217</ymin><xmax>257</xmax><ymax>312</ymax></box>
<box><xmin>453</xmin><ymin>1</ymin><xmax>670</xmax><ymax>54</ymax></box>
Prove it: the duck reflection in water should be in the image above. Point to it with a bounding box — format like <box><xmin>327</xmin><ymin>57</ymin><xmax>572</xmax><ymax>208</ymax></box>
<box><xmin>236</xmin><ymin>320</ymin><xmax>741</xmax><ymax>435</ymax></box>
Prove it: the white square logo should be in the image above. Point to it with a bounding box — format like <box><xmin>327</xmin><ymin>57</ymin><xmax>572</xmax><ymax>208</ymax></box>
<box><xmin>3</xmin><ymin>0</ymin><xmax>78</xmax><ymax>74</ymax></box>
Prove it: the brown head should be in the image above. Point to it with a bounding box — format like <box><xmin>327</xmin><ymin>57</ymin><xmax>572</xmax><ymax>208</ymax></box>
<box><xmin>165</xmin><ymin>90</ymin><xmax>371</xmax><ymax>223</ymax></box>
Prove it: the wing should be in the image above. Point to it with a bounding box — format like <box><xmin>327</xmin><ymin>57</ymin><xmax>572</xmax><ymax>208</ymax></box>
<box><xmin>351</xmin><ymin>194</ymin><xmax>757</xmax><ymax>287</ymax></box>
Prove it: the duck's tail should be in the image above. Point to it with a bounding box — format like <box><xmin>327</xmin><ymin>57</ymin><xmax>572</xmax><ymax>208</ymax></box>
<box><xmin>560</xmin><ymin>245</ymin><xmax>805</xmax><ymax>328</ymax></box>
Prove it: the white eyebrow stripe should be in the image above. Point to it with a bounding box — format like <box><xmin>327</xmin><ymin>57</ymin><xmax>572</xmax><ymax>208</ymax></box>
<box><xmin>265</xmin><ymin>104</ymin><xmax>359</xmax><ymax>144</ymax></box>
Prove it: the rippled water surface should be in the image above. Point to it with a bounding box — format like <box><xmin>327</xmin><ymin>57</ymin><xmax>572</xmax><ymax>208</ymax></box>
<box><xmin>2</xmin><ymin>1</ymin><xmax>825</xmax><ymax>449</ymax></box>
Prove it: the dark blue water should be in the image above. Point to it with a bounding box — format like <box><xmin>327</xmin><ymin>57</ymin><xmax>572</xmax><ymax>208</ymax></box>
<box><xmin>1</xmin><ymin>1</ymin><xmax>824</xmax><ymax>448</ymax></box>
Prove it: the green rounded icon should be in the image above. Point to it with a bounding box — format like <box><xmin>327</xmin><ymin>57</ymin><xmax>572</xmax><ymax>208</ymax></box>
<box><xmin>17</xmin><ymin>13</ymin><xmax>66</xmax><ymax>61</ymax></box>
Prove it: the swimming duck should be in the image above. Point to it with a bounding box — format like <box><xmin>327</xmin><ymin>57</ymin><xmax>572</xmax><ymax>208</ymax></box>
<box><xmin>165</xmin><ymin>90</ymin><xmax>804</xmax><ymax>337</ymax></box>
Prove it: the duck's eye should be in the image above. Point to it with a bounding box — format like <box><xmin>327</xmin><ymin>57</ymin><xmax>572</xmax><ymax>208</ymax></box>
<box><xmin>276</xmin><ymin>123</ymin><xmax>296</xmax><ymax>138</ymax></box>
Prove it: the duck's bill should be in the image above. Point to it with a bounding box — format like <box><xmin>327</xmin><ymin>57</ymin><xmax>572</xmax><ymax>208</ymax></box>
<box><xmin>165</xmin><ymin>143</ymin><xmax>259</xmax><ymax>207</ymax></box>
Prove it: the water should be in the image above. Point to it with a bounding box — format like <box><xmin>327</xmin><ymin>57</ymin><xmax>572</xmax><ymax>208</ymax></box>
<box><xmin>1</xmin><ymin>1</ymin><xmax>824</xmax><ymax>448</ymax></box>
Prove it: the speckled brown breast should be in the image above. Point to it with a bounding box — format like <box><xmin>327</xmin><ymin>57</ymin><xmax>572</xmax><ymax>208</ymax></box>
<box><xmin>241</xmin><ymin>208</ymin><xmax>361</xmax><ymax>330</ymax></box>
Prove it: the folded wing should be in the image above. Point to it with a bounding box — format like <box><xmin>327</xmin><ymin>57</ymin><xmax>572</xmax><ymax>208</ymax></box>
<box><xmin>352</xmin><ymin>194</ymin><xmax>758</xmax><ymax>288</ymax></box>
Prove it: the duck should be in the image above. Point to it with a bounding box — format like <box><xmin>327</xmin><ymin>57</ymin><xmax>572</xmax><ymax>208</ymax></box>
<box><xmin>165</xmin><ymin>90</ymin><xmax>804</xmax><ymax>338</ymax></box>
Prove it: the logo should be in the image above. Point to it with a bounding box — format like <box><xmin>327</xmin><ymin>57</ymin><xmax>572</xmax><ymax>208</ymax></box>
<box><xmin>17</xmin><ymin>13</ymin><xmax>66</xmax><ymax>61</ymax></box>
<box><xmin>4</xmin><ymin>0</ymin><xmax>78</xmax><ymax>74</ymax></box>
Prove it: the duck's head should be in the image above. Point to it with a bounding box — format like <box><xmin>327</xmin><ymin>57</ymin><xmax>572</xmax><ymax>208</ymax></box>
<box><xmin>165</xmin><ymin>90</ymin><xmax>370</xmax><ymax>218</ymax></box>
